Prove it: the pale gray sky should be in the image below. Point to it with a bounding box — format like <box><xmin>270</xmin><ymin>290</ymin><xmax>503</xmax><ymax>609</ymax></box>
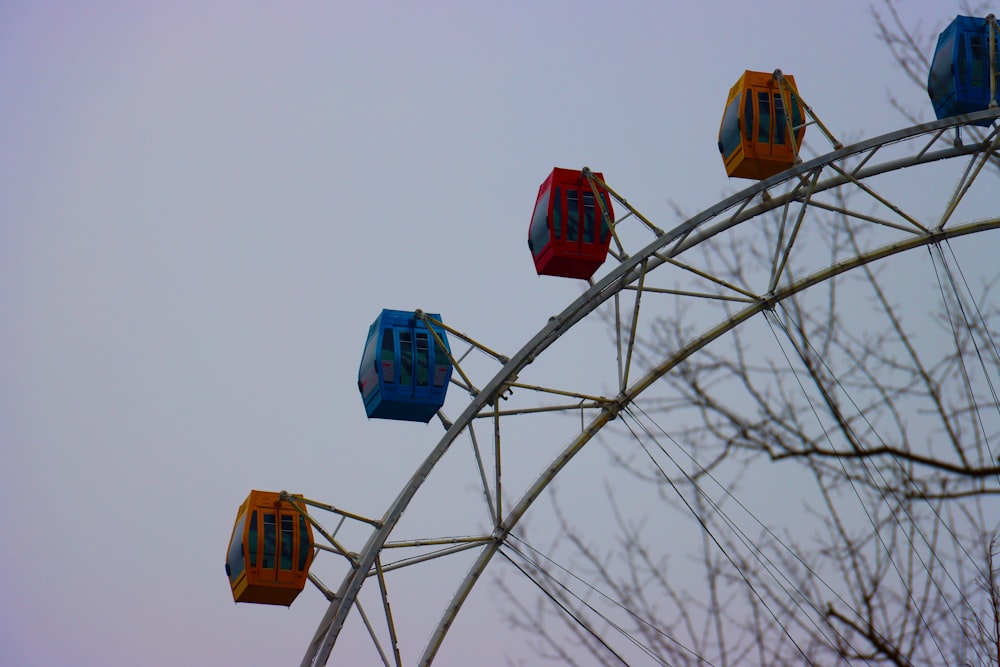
<box><xmin>0</xmin><ymin>2</ymin><xmax>977</xmax><ymax>666</ymax></box>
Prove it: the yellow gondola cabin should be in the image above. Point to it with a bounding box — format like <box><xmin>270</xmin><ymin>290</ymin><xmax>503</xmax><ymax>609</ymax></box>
<box><xmin>718</xmin><ymin>70</ymin><xmax>806</xmax><ymax>180</ymax></box>
<box><xmin>225</xmin><ymin>490</ymin><xmax>314</xmax><ymax>606</ymax></box>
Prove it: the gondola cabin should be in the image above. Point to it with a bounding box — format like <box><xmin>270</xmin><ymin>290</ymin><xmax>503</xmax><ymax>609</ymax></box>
<box><xmin>225</xmin><ymin>490</ymin><xmax>314</xmax><ymax>606</ymax></box>
<box><xmin>718</xmin><ymin>70</ymin><xmax>806</xmax><ymax>180</ymax></box>
<box><xmin>358</xmin><ymin>309</ymin><xmax>453</xmax><ymax>423</ymax></box>
<box><xmin>928</xmin><ymin>15</ymin><xmax>999</xmax><ymax>126</ymax></box>
<box><xmin>528</xmin><ymin>167</ymin><xmax>615</xmax><ymax>280</ymax></box>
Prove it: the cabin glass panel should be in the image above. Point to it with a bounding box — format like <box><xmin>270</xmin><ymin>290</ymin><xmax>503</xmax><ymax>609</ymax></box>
<box><xmin>600</xmin><ymin>193</ymin><xmax>612</xmax><ymax>244</ymax></box>
<box><xmin>552</xmin><ymin>187</ymin><xmax>562</xmax><ymax>239</ymax></box>
<box><xmin>582</xmin><ymin>192</ymin><xmax>596</xmax><ymax>243</ymax></box>
<box><xmin>969</xmin><ymin>33</ymin><xmax>986</xmax><ymax>87</ymax></box>
<box><xmin>248</xmin><ymin>511</ymin><xmax>258</xmax><ymax>566</ymax></box>
<box><xmin>930</xmin><ymin>34</ymin><xmax>955</xmax><ymax>101</ymax></box>
<box><xmin>744</xmin><ymin>94</ymin><xmax>754</xmax><ymax>141</ymax></box>
<box><xmin>360</xmin><ymin>329</ymin><xmax>378</xmax><ymax>397</ymax></box>
<box><xmin>433</xmin><ymin>337</ymin><xmax>449</xmax><ymax>387</ymax></box>
<box><xmin>262</xmin><ymin>513</ymin><xmax>276</xmax><ymax>569</ymax></box>
<box><xmin>415</xmin><ymin>332</ymin><xmax>429</xmax><ymax>387</ymax></box>
<box><xmin>227</xmin><ymin>515</ymin><xmax>246</xmax><ymax>583</ymax></box>
<box><xmin>529</xmin><ymin>189</ymin><xmax>551</xmax><ymax>257</ymax></box>
<box><xmin>756</xmin><ymin>91</ymin><xmax>770</xmax><ymax>143</ymax></box>
<box><xmin>298</xmin><ymin>515</ymin><xmax>311</xmax><ymax>570</ymax></box>
<box><xmin>958</xmin><ymin>34</ymin><xmax>970</xmax><ymax>85</ymax></box>
<box><xmin>790</xmin><ymin>91</ymin><xmax>803</xmax><ymax>132</ymax></box>
<box><xmin>565</xmin><ymin>189</ymin><xmax>578</xmax><ymax>241</ymax></box>
<box><xmin>774</xmin><ymin>93</ymin><xmax>787</xmax><ymax>145</ymax></box>
<box><xmin>279</xmin><ymin>515</ymin><xmax>294</xmax><ymax>570</ymax></box>
<box><xmin>399</xmin><ymin>330</ymin><xmax>413</xmax><ymax>386</ymax></box>
<box><xmin>719</xmin><ymin>93</ymin><xmax>741</xmax><ymax>157</ymax></box>
<box><xmin>995</xmin><ymin>32</ymin><xmax>1000</xmax><ymax>76</ymax></box>
<box><xmin>380</xmin><ymin>331</ymin><xmax>395</xmax><ymax>383</ymax></box>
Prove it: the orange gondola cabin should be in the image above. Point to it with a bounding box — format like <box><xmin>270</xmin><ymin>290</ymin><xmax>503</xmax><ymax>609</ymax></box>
<box><xmin>718</xmin><ymin>70</ymin><xmax>806</xmax><ymax>180</ymax></box>
<box><xmin>528</xmin><ymin>167</ymin><xmax>615</xmax><ymax>280</ymax></box>
<box><xmin>225</xmin><ymin>490</ymin><xmax>314</xmax><ymax>606</ymax></box>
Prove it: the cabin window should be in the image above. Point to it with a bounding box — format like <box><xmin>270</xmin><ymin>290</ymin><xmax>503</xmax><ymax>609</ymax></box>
<box><xmin>970</xmin><ymin>33</ymin><xmax>986</xmax><ymax>87</ymax></box>
<box><xmin>552</xmin><ymin>187</ymin><xmax>562</xmax><ymax>239</ymax></box>
<box><xmin>248</xmin><ymin>511</ymin><xmax>258</xmax><ymax>567</ymax></box>
<box><xmin>262</xmin><ymin>513</ymin><xmax>276</xmax><ymax>569</ymax></box>
<box><xmin>994</xmin><ymin>30</ymin><xmax>1000</xmax><ymax>74</ymax></box>
<box><xmin>958</xmin><ymin>34</ymin><xmax>969</xmax><ymax>86</ymax></box>
<box><xmin>380</xmin><ymin>330</ymin><xmax>395</xmax><ymax>383</ymax></box>
<box><xmin>415</xmin><ymin>331</ymin><xmax>429</xmax><ymax>387</ymax></box>
<box><xmin>930</xmin><ymin>34</ymin><xmax>955</xmax><ymax>101</ymax></box>
<box><xmin>433</xmin><ymin>336</ymin><xmax>448</xmax><ymax>387</ymax></box>
<box><xmin>280</xmin><ymin>515</ymin><xmax>295</xmax><ymax>571</ymax></box>
<box><xmin>720</xmin><ymin>93</ymin><xmax>741</xmax><ymax>157</ymax></box>
<box><xmin>757</xmin><ymin>91</ymin><xmax>770</xmax><ymax>143</ymax></box>
<box><xmin>774</xmin><ymin>93</ymin><xmax>787</xmax><ymax>145</ymax></box>
<box><xmin>298</xmin><ymin>515</ymin><xmax>311</xmax><ymax>570</ymax></box>
<box><xmin>566</xmin><ymin>189</ymin><xmax>579</xmax><ymax>241</ymax></box>
<box><xmin>529</xmin><ymin>189</ymin><xmax>551</xmax><ymax>257</ymax></box>
<box><xmin>744</xmin><ymin>93</ymin><xmax>754</xmax><ymax>141</ymax></box>
<box><xmin>399</xmin><ymin>330</ymin><xmax>413</xmax><ymax>386</ymax></box>
<box><xmin>227</xmin><ymin>515</ymin><xmax>246</xmax><ymax>582</ymax></box>
<box><xmin>360</xmin><ymin>329</ymin><xmax>378</xmax><ymax>396</ymax></box>
<box><xmin>600</xmin><ymin>194</ymin><xmax>612</xmax><ymax>244</ymax></box>
<box><xmin>790</xmin><ymin>91</ymin><xmax>803</xmax><ymax>133</ymax></box>
<box><xmin>582</xmin><ymin>192</ymin><xmax>596</xmax><ymax>243</ymax></box>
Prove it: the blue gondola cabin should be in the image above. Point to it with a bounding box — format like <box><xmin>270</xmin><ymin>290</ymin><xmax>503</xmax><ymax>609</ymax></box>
<box><xmin>928</xmin><ymin>15</ymin><xmax>999</xmax><ymax>126</ymax></box>
<box><xmin>528</xmin><ymin>167</ymin><xmax>614</xmax><ymax>280</ymax></box>
<box><xmin>358</xmin><ymin>309</ymin><xmax>453</xmax><ymax>423</ymax></box>
<box><xmin>718</xmin><ymin>70</ymin><xmax>806</xmax><ymax>180</ymax></box>
<box><xmin>225</xmin><ymin>490</ymin><xmax>314</xmax><ymax>606</ymax></box>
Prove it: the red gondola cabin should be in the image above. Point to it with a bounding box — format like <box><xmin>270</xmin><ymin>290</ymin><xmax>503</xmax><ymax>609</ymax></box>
<box><xmin>528</xmin><ymin>168</ymin><xmax>615</xmax><ymax>280</ymax></box>
<box><xmin>718</xmin><ymin>70</ymin><xmax>806</xmax><ymax>180</ymax></box>
<box><xmin>225</xmin><ymin>490</ymin><xmax>314</xmax><ymax>606</ymax></box>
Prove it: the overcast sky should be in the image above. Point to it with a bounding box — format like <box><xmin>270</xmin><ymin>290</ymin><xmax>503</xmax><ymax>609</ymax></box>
<box><xmin>0</xmin><ymin>2</ymin><xmax>977</xmax><ymax>666</ymax></box>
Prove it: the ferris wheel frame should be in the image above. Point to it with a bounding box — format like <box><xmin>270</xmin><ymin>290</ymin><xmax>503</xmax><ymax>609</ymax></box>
<box><xmin>301</xmin><ymin>108</ymin><xmax>1000</xmax><ymax>667</ymax></box>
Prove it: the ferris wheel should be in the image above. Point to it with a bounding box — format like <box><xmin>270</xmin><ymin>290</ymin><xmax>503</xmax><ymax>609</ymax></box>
<box><xmin>227</xmin><ymin>14</ymin><xmax>1000</xmax><ymax>667</ymax></box>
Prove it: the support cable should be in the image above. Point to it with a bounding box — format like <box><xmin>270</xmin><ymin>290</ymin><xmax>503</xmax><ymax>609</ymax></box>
<box><xmin>506</xmin><ymin>533</ymin><xmax>720</xmax><ymax>666</ymax></box>
<box><xmin>764</xmin><ymin>308</ymin><xmax>956</xmax><ymax>665</ymax></box>
<box><xmin>497</xmin><ymin>547</ymin><xmax>633</xmax><ymax>666</ymax></box>
<box><xmin>776</xmin><ymin>244</ymin><xmax>1000</xmax><ymax>654</ymax></box>
<box><xmin>616</xmin><ymin>406</ymin><xmax>815</xmax><ymax>665</ymax></box>
<box><xmin>502</xmin><ymin>539</ymin><xmax>676</xmax><ymax>666</ymax></box>
<box><xmin>934</xmin><ymin>241</ymin><xmax>1000</xmax><ymax>483</ymax></box>
<box><xmin>629</xmin><ymin>401</ymin><xmax>890</xmax><ymax>659</ymax></box>
<box><xmin>619</xmin><ymin>406</ymin><xmax>862</xmax><ymax>665</ymax></box>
